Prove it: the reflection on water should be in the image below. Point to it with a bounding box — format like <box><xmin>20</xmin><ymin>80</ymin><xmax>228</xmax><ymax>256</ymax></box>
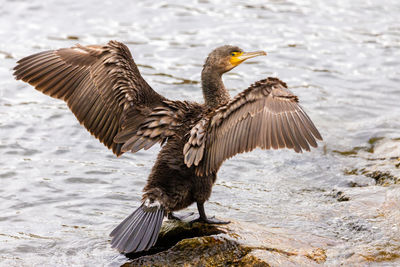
<box><xmin>1</xmin><ymin>0</ymin><xmax>400</xmax><ymax>265</ymax></box>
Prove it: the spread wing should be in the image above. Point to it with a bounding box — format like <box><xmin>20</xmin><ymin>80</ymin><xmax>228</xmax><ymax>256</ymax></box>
<box><xmin>184</xmin><ymin>77</ymin><xmax>322</xmax><ymax>176</ymax></box>
<box><xmin>13</xmin><ymin>40</ymin><xmax>166</xmax><ymax>156</ymax></box>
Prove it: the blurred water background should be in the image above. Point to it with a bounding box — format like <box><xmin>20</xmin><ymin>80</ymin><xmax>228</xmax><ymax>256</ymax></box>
<box><xmin>0</xmin><ymin>0</ymin><xmax>399</xmax><ymax>265</ymax></box>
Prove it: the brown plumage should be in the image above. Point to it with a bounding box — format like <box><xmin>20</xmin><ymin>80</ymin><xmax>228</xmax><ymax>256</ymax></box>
<box><xmin>13</xmin><ymin>41</ymin><xmax>322</xmax><ymax>254</ymax></box>
<box><xmin>13</xmin><ymin>41</ymin><xmax>165</xmax><ymax>155</ymax></box>
<box><xmin>184</xmin><ymin>78</ymin><xmax>321</xmax><ymax>176</ymax></box>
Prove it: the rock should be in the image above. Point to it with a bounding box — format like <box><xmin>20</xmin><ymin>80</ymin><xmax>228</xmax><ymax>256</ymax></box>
<box><xmin>119</xmin><ymin>191</ymin><xmax>400</xmax><ymax>266</ymax></box>
<box><xmin>331</xmin><ymin>137</ymin><xmax>400</xmax><ymax>265</ymax></box>
<box><xmin>339</xmin><ymin>186</ymin><xmax>400</xmax><ymax>264</ymax></box>
<box><xmin>337</xmin><ymin>137</ymin><xmax>400</xmax><ymax>186</ymax></box>
<box><xmin>122</xmin><ymin>220</ymin><xmax>333</xmax><ymax>266</ymax></box>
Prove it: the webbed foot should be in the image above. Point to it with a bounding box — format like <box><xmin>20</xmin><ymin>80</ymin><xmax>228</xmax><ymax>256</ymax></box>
<box><xmin>191</xmin><ymin>202</ymin><xmax>230</xmax><ymax>224</ymax></box>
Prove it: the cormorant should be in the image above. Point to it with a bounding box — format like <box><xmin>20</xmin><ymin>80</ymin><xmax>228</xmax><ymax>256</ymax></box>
<box><xmin>13</xmin><ymin>41</ymin><xmax>322</xmax><ymax>254</ymax></box>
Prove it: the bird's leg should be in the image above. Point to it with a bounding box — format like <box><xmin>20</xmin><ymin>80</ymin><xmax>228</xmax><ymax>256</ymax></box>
<box><xmin>190</xmin><ymin>202</ymin><xmax>230</xmax><ymax>224</ymax></box>
<box><xmin>167</xmin><ymin>211</ymin><xmax>194</xmax><ymax>221</ymax></box>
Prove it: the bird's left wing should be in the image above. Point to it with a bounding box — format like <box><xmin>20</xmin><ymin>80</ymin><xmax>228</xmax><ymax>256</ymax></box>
<box><xmin>184</xmin><ymin>77</ymin><xmax>322</xmax><ymax>176</ymax></box>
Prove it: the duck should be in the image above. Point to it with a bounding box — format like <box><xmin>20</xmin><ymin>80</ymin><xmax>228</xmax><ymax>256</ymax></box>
<box><xmin>13</xmin><ymin>40</ymin><xmax>322</xmax><ymax>254</ymax></box>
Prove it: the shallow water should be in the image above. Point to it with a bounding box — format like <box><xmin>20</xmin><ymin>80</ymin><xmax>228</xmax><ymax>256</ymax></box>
<box><xmin>1</xmin><ymin>0</ymin><xmax>400</xmax><ymax>266</ymax></box>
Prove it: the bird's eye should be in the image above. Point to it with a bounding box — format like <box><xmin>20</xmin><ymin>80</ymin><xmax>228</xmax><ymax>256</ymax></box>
<box><xmin>231</xmin><ymin>52</ymin><xmax>236</xmax><ymax>57</ymax></box>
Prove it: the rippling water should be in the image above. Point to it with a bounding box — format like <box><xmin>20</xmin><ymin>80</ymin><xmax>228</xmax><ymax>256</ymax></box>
<box><xmin>1</xmin><ymin>0</ymin><xmax>400</xmax><ymax>266</ymax></box>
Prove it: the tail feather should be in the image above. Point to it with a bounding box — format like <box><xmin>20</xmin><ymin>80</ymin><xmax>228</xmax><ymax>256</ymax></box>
<box><xmin>110</xmin><ymin>206</ymin><xmax>144</xmax><ymax>237</ymax></box>
<box><xmin>110</xmin><ymin>202</ymin><xmax>165</xmax><ymax>253</ymax></box>
<box><xmin>146</xmin><ymin>209</ymin><xmax>164</xmax><ymax>250</ymax></box>
<box><xmin>124</xmin><ymin>211</ymin><xmax>152</xmax><ymax>252</ymax></box>
<box><xmin>111</xmin><ymin>208</ymin><xmax>146</xmax><ymax>250</ymax></box>
<box><xmin>141</xmin><ymin>211</ymin><xmax>159</xmax><ymax>251</ymax></box>
<box><xmin>135</xmin><ymin>211</ymin><xmax>157</xmax><ymax>252</ymax></box>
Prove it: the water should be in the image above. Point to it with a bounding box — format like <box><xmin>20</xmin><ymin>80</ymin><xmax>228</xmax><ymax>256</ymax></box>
<box><xmin>1</xmin><ymin>0</ymin><xmax>400</xmax><ymax>265</ymax></box>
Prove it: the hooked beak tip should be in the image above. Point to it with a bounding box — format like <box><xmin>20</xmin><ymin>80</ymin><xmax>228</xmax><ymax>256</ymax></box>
<box><xmin>238</xmin><ymin>50</ymin><xmax>267</xmax><ymax>61</ymax></box>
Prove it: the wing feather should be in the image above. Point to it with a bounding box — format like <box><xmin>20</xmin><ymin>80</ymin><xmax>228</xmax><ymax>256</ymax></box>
<box><xmin>14</xmin><ymin>40</ymin><xmax>166</xmax><ymax>155</ymax></box>
<box><xmin>120</xmin><ymin>101</ymin><xmax>202</xmax><ymax>154</ymax></box>
<box><xmin>270</xmin><ymin>114</ymin><xmax>279</xmax><ymax>150</ymax></box>
<box><xmin>184</xmin><ymin>77</ymin><xmax>322</xmax><ymax>176</ymax></box>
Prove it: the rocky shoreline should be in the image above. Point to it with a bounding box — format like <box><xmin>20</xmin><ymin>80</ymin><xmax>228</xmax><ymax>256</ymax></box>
<box><xmin>121</xmin><ymin>137</ymin><xmax>400</xmax><ymax>266</ymax></box>
<box><xmin>123</xmin><ymin>220</ymin><xmax>331</xmax><ymax>266</ymax></box>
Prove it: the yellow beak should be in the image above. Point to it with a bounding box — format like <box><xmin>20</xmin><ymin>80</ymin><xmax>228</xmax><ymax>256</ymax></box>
<box><xmin>230</xmin><ymin>51</ymin><xmax>267</xmax><ymax>66</ymax></box>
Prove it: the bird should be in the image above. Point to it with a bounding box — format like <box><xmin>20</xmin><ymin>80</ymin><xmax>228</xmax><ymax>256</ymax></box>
<box><xmin>13</xmin><ymin>40</ymin><xmax>322</xmax><ymax>254</ymax></box>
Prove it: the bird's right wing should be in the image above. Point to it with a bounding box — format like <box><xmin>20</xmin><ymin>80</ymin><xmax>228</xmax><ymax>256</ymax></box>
<box><xmin>184</xmin><ymin>77</ymin><xmax>322</xmax><ymax>176</ymax></box>
<box><xmin>14</xmin><ymin>40</ymin><xmax>166</xmax><ymax>156</ymax></box>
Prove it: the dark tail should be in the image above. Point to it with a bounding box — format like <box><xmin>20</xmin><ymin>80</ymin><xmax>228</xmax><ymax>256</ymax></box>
<box><xmin>110</xmin><ymin>201</ymin><xmax>165</xmax><ymax>253</ymax></box>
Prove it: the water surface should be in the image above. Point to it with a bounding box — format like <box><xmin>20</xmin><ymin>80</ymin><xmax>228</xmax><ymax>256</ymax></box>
<box><xmin>0</xmin><ymin>0</ymin><xmax>399</xmax><ymax>265</ymax></box>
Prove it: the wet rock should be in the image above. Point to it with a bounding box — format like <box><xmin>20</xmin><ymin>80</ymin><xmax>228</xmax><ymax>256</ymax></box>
<box><xmin>365</xmin><ymin>170</ymin><xmax>399</xmax><ymax>186</ymax></box>
<box><xmin>334</xmin><ymin>190</ymin><xmax>350</xmax><ymax>202</ymax></box>
<box><xmin>342</xmin><ymin>186</ymin><xmax>400</xmax><ymax>264</ymax></box>
<box><xmin>328</xmin><ymin>189</ymin><xmax>351</xmax><ymax>202</ymax></box>
<box><xmin>344</xmin><ymin>169</ymin><xmax>399</xmax><ymax>186</ymax></box>
<box><xmin>123</xmin><ymin>220</ymin><xmax>332</xmax><ymax>266</ymax></box>
<box><xmin>338</xmin><ymin>137</ymin><xmax>400</xmax><ymax>186</ymax></box>
<box><xmin>331</xmin><ymin>137</ymin><xmax>400</xmax><ymax>264</ymax></box>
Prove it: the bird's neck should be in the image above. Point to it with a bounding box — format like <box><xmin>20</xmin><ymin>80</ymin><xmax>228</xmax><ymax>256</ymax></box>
<box><xmin>201</xmin><ymin>67</ymin><xmax>231</xmax><ymax>109</ymax></box>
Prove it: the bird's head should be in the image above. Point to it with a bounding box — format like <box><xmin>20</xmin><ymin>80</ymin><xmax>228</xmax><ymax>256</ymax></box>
<box><xmin>204</xmin><ymin>45</ymin><xmax>267</xmax><ymax>75</ymax></box>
